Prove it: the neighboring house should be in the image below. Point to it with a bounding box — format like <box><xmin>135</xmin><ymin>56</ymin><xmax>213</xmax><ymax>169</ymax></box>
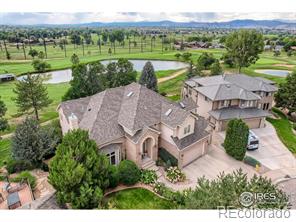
<box><xmin>182</xmin><ymin>74</ymin><xmax>278</xmax><ymax>131</ymax></box>
<box><xmin>0</xmin><ymin>181</ymin><xmax>34</xmax><ymax>210</ymax></box>
<box><xmin>58</xmin><ymin>83</ymin><xmax>211</xmax><ymax>169</ymax></box>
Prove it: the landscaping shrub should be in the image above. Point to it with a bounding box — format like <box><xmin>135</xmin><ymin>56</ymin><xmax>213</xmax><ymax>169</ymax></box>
<box><xmin>108</xmin><ymin>165</ymin><xmax>119</xmax><ymax>188</ymax></box>
<box><xmin>243</xmin><ymin>156</ymin><xmax>261</xmax><ymax>167</ymax></box>
<box><xmin>6</xmin><ymin>159</ymin><xmax>34</xmax><ymax>174</ymax></box>
<box><xmin>224</xmin><ymin>119</ymin><xmax>249</xmax><ymax>160</ymax></box>
<box><xmin>0</xmin><ymin>174</ymin><xmax>7</xmax><ymax>181</ymax></box>
<box><xmin>10</xmin><ymin>171</ymin><xmax>37</xmax><ymax>189</ymax></box>
<box><xmin>165</xmin><ymin>167</ymin><xmax>186</xmax><ymax>183</ymax></box>
<box><xmin>140</xmin><ymin>169</ymin><xmax>157</xmax><ymax>185</ymax></box>
<box><xmin>153</xmin><ymin>182</ymin><xmax>185</xmax><ymax>205</ymax></box>
<box><xmin>158</xmin><ymin>148</ymin><xmax>178</xmax><ymax>167</ymax></box>
<box><xmin>118</xmin><ymin>160</ymin><xmax>141</xmax><ymax>185</ymax></box>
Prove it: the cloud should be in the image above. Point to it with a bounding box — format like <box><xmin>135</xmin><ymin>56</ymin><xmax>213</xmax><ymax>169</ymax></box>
<box><xmin>0</xmin><ymin>12</ymin><xmax>295</xmax><ymax>25</ymax></box>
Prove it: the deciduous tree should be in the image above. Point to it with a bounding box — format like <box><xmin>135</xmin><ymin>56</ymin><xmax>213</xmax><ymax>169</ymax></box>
<box><xmin>0</xmin><ymin>96</ymin><xmax>9</xmax><ymax>132</ymax></box>
<box><xmin>225</xmin><ymin>30</ymin><xmax>264</xmax><ymax>72</ymax></box>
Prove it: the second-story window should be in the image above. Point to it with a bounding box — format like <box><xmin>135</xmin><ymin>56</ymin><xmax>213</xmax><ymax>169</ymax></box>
<box><xmin>183</xmin><ymin>125</ymin><xmax>191</xmax><ymax>135</ymax></box>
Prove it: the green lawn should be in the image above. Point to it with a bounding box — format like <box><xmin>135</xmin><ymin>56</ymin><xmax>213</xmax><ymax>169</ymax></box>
<box><xmin>104</xmin><ymin>188</ymin><xmax>176</xmax><ymax>209</ymax></box>
<box><xmin>0</xmin><ymin>139</ymin><xmax>11</xmax><ymax>167</ymax></box>
<box><xmin>267</xmin><ymin>108</ymin><xmax>296</xmax><ymax>154</ymax></box>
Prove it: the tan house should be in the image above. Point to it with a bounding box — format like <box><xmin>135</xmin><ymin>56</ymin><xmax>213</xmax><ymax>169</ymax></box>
<box><xmin>58</xmin><ymin>83</ymin><xmax>211</xmax><ymax>169</ymax></box>
<box><xmin>182</xmin><ymin>74</ymin><xmax>278</xmax><ymax>131</ymax></box>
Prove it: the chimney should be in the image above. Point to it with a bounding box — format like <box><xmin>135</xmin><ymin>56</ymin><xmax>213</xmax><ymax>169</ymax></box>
<box><xmin>68</xmin><ymin>113</ymin><xmax>78</xmax><ymax>130</ymax></box>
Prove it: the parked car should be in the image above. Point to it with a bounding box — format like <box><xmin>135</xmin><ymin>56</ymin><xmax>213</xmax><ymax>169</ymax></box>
<box><xmin>247</xmin><ymin>130</ymin><xmax>259</xmax><ymax>150</ymax></box>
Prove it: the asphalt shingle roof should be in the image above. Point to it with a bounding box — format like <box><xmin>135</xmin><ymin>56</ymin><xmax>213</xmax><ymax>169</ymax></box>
<box><xmin>60</xmin><ymin>82</ymin><xmax>191</xmax><ymax>146</ymax></box>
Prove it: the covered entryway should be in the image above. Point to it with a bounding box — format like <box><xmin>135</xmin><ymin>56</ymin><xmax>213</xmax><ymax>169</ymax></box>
<box><xmin>142</xmin><ymin>137</ymin><xmax>154</xmax><ymax>160</ymax></box>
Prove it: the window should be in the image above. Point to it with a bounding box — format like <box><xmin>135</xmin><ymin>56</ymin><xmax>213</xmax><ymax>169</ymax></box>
<box><xmin>107</xmin><ymin>152</ymin><xmax>116</xmax><ymax>165</ymax></box>
<box><xmin>204</xmin><ymin>96</ymin><xmax>209</xmax><ymax>102</ymax></box>
<box><xmin>221</xmin><ymin>100</ymin><xmax>230</xmax><ymax>107</ymax></box>
<box><xmin>241</xmin><ymin>100</ymin><xmax>246</xmax><ymax>107</ymax></box>
<box><xmin>189</xmin><ymin>89</ymin><xmax>192</xmax><ymax>95</ymax></box>
<box><xmin>265</xmin><ymin>92</ymin><xmax>270</xmax><ymax>97</ymax></box>
<box><xmin>183</xmin><ymin>125</ymin><xmax>191</xmax><ymax>135</ymax></box>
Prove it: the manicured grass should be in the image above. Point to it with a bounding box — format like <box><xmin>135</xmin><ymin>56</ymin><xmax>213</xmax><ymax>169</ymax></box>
<box><xmin>105</xmin><ymin>188</ymin><xmax>176</xmax><ymax>209</ymax></box>
<box><xmin>267</xmin><ymin>108</ymin><xmax>296</xmax><ymax>154</ymax></box>
<box><xmin>0</xmin><ymin>139</ymin><xmax>11</xmax><ymax>167</ymax></box>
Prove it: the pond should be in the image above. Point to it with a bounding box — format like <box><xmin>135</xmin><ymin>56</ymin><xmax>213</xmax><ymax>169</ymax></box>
<box><xmin>255</xmin><ymin>69</ymin><xmax>291</xmax><ymax>77</ymax></box>
<box><xmin>17</xmin><ymin>60</ymin><xmax>188</xmax><ymax>84</ymax></box>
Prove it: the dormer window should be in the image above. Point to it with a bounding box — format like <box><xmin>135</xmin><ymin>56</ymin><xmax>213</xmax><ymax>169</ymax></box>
<box><xmin>184</xmin><ymin>124</ymin><xmax>191</xmax><ymax>135</ymax></box>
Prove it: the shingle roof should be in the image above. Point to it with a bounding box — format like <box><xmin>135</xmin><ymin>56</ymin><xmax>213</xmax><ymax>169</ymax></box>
<box><xmin>186</xmin><ymin>74</ymin><xmax>277</xmax><ymax>93</ymax></box>
<box><xmin>195</xmin><ymin>83</ymin><xmax>261</xmax><ymax>101</ymax></box>
<box><xmin>209</xmin><ymin>107</ymin><xmax>271</xmax><ymax>120</ymax></box>
<box><xmin>60</xmin><ymin>83</ymin><xmax>191</xmax><ymax>146</ymax></box>
<box><xmin>171</xmin><ymin>116</ymin><xmax>209</xmax><ymax>150</ymax></box>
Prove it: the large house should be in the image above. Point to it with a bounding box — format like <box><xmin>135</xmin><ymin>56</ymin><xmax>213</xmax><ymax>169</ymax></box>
<box><xmin>58</xmin><ymin>83</ymin><xmax>211</xmax><ymax>169</ymax></box>
<box><xmin>182</xmin><ymin>74</ymin><xmax>278</xmax><ymax>131</ymax></box>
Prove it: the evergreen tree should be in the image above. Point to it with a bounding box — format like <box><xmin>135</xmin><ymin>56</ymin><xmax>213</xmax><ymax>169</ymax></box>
<box><xmin>183</xmin><ymin>169</ymin><xmax>288</xmax><ymax>209</ymax></box>
<box><xmin>275</xmin><ymin>70</ymin><xmax>296</xmax><ymax>113</ymax></box>
<box><xmin>63</xmin><ymin>61</ymin><xmax>105</xmax><ymax>101</ymax></box>
<box><xmin>139</xmin><ymin>61</ymin><xmax>158</xmax><ymax>91</ymax></box>
<box><xmin>0</xmin><ymin>96</ymin><xmax>9</xmax><ymax>132</ymax></box>
<box><xmin>224</xmin><ymin>119</ymin><xmax>249</xmax><ymax>161</ymax></box>
<box><xmin>13</xmin><ymin>74</ymin><xmax>52</xmax><ymax>120</ymax></box>
<box><xmin>11</xmin><ymin>117</ymin><xmax>59</xmax><ymax>166</ymax></box>
<box><xmin>48</xmin><ymin>129</ymin><xmax>110</xmax><ymax>209</ymax></box>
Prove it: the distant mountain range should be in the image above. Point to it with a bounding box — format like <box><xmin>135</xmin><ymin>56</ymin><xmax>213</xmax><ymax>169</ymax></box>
<box><xmin>31</xmin><ymin>19</ymin><xmax>296</xmax><ymax>29</ymax></box>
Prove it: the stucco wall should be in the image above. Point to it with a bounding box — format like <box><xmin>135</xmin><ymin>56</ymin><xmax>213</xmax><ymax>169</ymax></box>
<box><xmin>196</xmin><ymin>93</ymin><xmax>213</xmax><ymax>118</ymax></box>
<box><xmin>176</xmin><ymin>115</ymin><xmax>195</xmax><ymax>139</ymax></box>
<box><xmin>58</xmin><ymin>108</ymin><xmax>70</xmax><ymax>135</ymax></box>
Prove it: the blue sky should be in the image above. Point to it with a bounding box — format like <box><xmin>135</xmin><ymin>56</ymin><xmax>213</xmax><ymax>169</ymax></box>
<box><xmin>0</xmin><ymin>12</ymin><xmax>295</xmax><ymax>25</ymax></box>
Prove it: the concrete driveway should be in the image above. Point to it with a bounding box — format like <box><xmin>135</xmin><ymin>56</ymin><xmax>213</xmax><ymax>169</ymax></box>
<box><xmin>183</xmin><ymin>132</ymin><xmax>258</xmax><ymax>182</ymax></box>
<box><xmin>217</xmin><ymin>122</ymin><xmax>296</xmax><ymax>180</ymax></box>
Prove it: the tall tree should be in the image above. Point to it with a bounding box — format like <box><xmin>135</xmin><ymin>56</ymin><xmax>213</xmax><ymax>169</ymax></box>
<box><xmin>210</xmin><ymin>60</ymin><xmax>223</xmax><ymax>76</ymax></box>
<box><xmin>22</xmin><ymin>42</ymin><xmax>26</xmax><ymax>60</ymax></box>
<box><xmin>225</xmin><ymin>29</ymin><xmax>264</xmax><ymax>72</ymax></box>
<box><xmin>139</xmin><ymin>61</ymin><xmax>158</xmax><ymax>91</ymax></box>
<box><xmin>224</xmin><ymin>119</ymin><xmax>249</xmax><ymax>161</ymax></box>
<box><xmin>0</xmin><ymin>96</ymin><xmax>9</xmax><ymax>132</ymax></box>
<box><xmin>48</xmin><ymin>129</ymin><xmax>110</xmax><ymax>209</ymax></box>
<box><xmin>275</xmin><ymin>70</ymin><xmax>296</xmax><ymax>114</ymax></box>
<box><xmin>28</xmin><ymin>48</ymin><xmax>38</xmax><ymax>59</ymax></box>
<box><xmin>63</xmin><ymin>61</ymin><xmax>105</xmax><ymax>101</ymax></box>
<box><xmin>13</xmin><ymin>74</ymin><xmax>52</xmax><ymax>120</ymax></box>
<box><xmin>12</xmin><ymin>117</ymin><xmax>59</xmax><ymax>166</ymax></box>
<box><xmin>106</xmin><ymin>58</ymin><xmax>137</xmax><ymax>88</ymax></box>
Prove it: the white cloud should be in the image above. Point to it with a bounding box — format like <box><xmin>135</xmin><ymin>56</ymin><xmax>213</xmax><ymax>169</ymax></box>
<box><xmin>0</xmin><ymin>12</ymin><xmax>295</xmax><ymax>25</ymax></box>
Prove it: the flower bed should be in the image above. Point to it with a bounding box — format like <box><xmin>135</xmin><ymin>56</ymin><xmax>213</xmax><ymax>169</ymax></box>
<box><xmin>165</xmin><ymin>166</ymin><xmax>186</xmax><ymax>183</ymax></box>
<box><xmin>140</xmin><ymin>169</ymin><xmax>157</xmax><ymax>185</ymax></box>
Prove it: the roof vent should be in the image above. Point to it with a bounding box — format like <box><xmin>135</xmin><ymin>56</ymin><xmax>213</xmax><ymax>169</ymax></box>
<box><xmin>165</xmin><ymin>109</ymin><xmax>172</xmax><ymax>116</ymax></box>
<box><xmin>226</xmin><ymin>84</ymin><xmax>231</xmax><ymax>88</ymax></box>
<box><xmin>88</xmin><ymin>108</ymin><xmax>91</xmax><ymax>111</ymax></box>
<box><xmin>179</xmin><ymin>102</ymin><xmax>185</xmax><ymax>109</ymax></box>
<box><xmin>127</xmin><ymin>91</ymin><xmax>134</xmax><ymax>97</ymax></box>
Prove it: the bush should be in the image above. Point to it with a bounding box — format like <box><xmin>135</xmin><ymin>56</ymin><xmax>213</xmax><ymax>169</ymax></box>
<box><xmin>224</xmin><ymin>119</ymin><xmax>249</xmax><ymax>161</ymax></box>
<box><xmin>0</xmin><ymin>174</ymin><xmax>7</xmax><ymax>181</ymax></box>
<box><xmin>108</xmin><ymin>165</ymin><xmax>119</xmax><ymax>188</ymax></box>
<box><xmin>165</xmin><ymin>167</ymin><xmax>186</xmax><ymax>183</ymax></box>
<box><xmin>243</xmin><ymin>156</ymin><xmax>261</xmax><ymax>167</ymax></box>
<box><xmin>6</xmin><ymin>159</ymin><xmax>34</xmax><ymax>174</ymax></box>
<box><xmin>10</xmin><ymin>171</ymin><xmax>37</xmax><ymax>189</ymax></box>
<box><xmin>153</xmin><ymin>182</ymin><xmax>185</xmax><ymax>205</ymax></box>
<box><xmin>158</xmin><ymin>148</ymin><xmax>178</xmax><ymax>167</ymax></box>
<box><xmin>140</xmin><ymin>169</ymin><xmax>157</xmax><ymax>185</ymax></box>
<box><xmin>118</xmin><ymin>160</ymin><xmax>141</xmax><ymax>185</ymax></box>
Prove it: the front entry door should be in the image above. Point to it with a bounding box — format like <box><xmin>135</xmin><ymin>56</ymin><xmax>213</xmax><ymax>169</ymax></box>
<box><xmin>142</xmin><ymin>139</ymin><xmax>149</xmax><ymax>159</ymax></box>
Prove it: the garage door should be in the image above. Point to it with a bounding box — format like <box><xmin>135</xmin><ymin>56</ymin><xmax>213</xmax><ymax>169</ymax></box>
<box><xmin>244</xmin><ymin>118</ymin><xmax>261</xmax><ymax>129</ymax></box>
<box><xmin>181</xmin><ymin>141</ymin><xmax>206</xmax><ymax>167</ymax></box>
